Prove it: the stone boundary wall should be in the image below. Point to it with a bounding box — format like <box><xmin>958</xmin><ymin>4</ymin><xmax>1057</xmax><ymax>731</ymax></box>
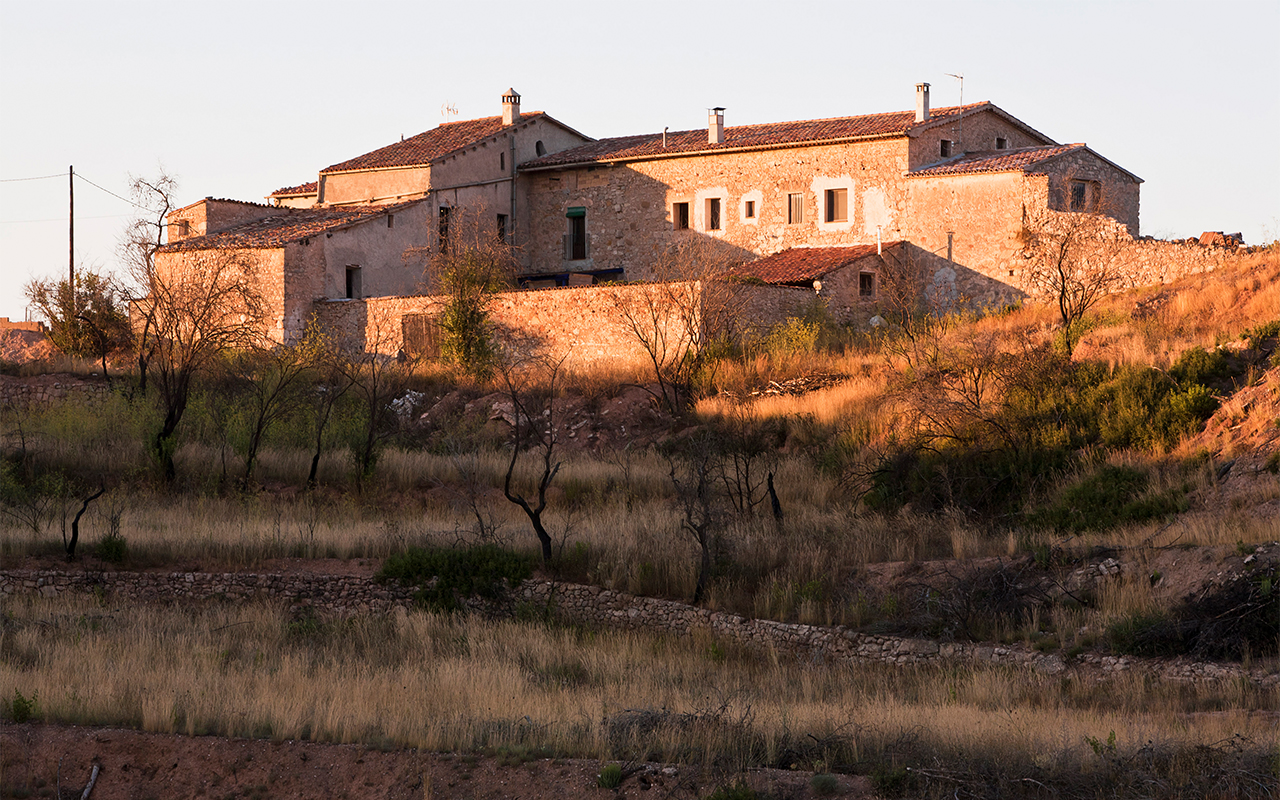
<box><xmin>1114</xmin><ymin>238</ymin><xmax>1233</xmax><ymax>289</ymax></box>
<box><xmin>3</xmin><ymin>568</ymin><xmax>1271</xmax><ymax>687</ymax></box>
<box><xmin>0</xmin><ymin>375</ymin><xmax>109</xmax><ymax>407</ymax></box>
<box><xmin>312</xmin><ymin>281</ymin><xmax>807</xmax><ymax>365</ymax></box>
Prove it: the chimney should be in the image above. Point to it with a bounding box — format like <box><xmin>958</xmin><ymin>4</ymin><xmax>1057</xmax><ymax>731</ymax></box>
<box><xmin>708</xmin><ymin>107</ymin><xmax>725</xmax><ymax>144</ymax></box>
<box><xmin>502</xmin><ymin>88</ymin><xmax>521</xmax><ymax>125</ymax></box>
<box><xmin>915</xmin><ymin>82</ymin><xmax>930</xmax><ymax>122</ymax></box>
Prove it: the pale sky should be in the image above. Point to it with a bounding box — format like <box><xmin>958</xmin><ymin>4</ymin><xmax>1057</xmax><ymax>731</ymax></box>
<box><xmin>2</xmin><ymin>0</ymin><xmax>1277</xmax><ymax>323</ymax></box>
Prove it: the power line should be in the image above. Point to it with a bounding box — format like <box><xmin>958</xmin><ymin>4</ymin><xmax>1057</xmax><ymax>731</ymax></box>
<box><xmin>74</xmin><ymin>173</ymin><xmax>151</xmax><ymax>211</ymax></box>
<box><xmin>0</xmin><ymin>172</ymin><xmax>67</xmax><ymax>183</ymax></box>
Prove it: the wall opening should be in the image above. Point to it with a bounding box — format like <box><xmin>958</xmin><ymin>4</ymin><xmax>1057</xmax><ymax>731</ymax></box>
<box><xmin>345</xmin><ymin>266</ymin><xmax>362</xmax><ymax>300</ymax></box>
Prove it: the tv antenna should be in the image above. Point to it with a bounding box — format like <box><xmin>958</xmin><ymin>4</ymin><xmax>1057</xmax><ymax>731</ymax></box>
<box><xmin>945</xmin><ymin>73</ymin><xmax>965</xmax><ymax>154</ymax></box>
<box><xmin>440</xmin><ymin>102</ymin><xmax>459</xmax><ymax>122</ymax></box>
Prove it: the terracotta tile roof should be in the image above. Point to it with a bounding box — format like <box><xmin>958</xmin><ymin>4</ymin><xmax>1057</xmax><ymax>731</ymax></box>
<box><xmin>158</xmin><ymin>200</ymin><xmax>421</xmax><ymax>253</ymax></box>
<box><xmin>729</xmin><ymin>244</ymin><xmax>899</xmax><ymax>285</ymax></box>
<box><xmin>321</xmin><ymin>113</ymin><xmax>546</xmax><ymax>174</ymax></box>
<box><xmin>521</xmin><ymin>104</ymin><xmax>988</xmax><ymax>168</ymax></box>
<box><xmin>270</xmin><ymin>181</ymin><xmax>318</xmax><ymax>197</ymax></box>
<box><xmin>908</xmin><ymin>144</ymin><xmax>1083</xmax><ymax>177</ymax></box>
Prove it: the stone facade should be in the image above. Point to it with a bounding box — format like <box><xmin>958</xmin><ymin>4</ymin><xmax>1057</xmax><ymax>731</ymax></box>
<box><xmin>3</xmin><ymin>567</ymin><xmax>1270</xmax><ymax>687</ymax></box>
<box><xmin>0</xmin><ymin>374</ymin><xmax>107</xmax><ymax>407</ymax></box>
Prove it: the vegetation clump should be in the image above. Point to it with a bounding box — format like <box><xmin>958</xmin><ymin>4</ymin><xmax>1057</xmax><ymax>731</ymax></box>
<box><xmin>377</xmin><ymin>544</ymin><xmax>535</xmax><ymax>612</ymax></box>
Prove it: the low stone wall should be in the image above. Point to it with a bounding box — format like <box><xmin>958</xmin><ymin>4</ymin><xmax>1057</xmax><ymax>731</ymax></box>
<box><xmin>0</xmin><ymin>375</ymin><xmax>109</xmax><ymax>407</ymax></box>
<box><xmin>3</xmin><ymin>568</ymin><xmax>1272</xmax><ymax>687</ymax></box>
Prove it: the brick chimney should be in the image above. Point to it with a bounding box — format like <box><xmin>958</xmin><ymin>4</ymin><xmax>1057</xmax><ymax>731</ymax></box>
<box><xmin>915</xmin><ymin>83</ymin><xmax>930</xmax><ymax>123</ymax></box>
<box><xmin>502</xmin><ymin>88</ymin><xmax>521</xmax><ymax>125</ymax></box>
<box><xmin>708</xmin><ymin>107</ymin><xmax>725</xmax><ymax>144</ymax></box>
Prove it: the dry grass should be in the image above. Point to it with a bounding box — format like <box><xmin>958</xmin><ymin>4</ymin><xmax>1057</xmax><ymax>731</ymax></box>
<box><xmin>3</xmin><ymin>594</ymin><xmax>1274</xmax><ymax>790</ymax></box>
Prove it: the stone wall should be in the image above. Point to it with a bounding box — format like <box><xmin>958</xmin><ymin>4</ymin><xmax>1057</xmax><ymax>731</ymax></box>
<box><xmin>0</xmin><ymin>375</ymin><xmax>107</xmax><ymax>407</ymax></box>
<box><xmin>2</xmin><ymin>568</ymin><xmax>1271</xmax><ymax>687</ymax></box>
<box><xmin>312</xmin><ymin>280</ymin><xmax>808</xmax><ymax>366</ymax></box>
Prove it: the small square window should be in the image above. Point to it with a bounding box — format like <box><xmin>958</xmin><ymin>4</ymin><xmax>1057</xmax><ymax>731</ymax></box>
<box><xmin>859</xmin><ymin>272</ymin><xmax>875</xmax><ymax>297</ymax></box>
<box><xmin>996</xmin><ymin>137</ymin><xmax>1008</xmax><ymax>150</ymax></box>
<box><xmin>744</xmin><ymin>200</ymin><xmax>756</xmax><ymax>219</ymax></box>
<box><xmin>1069</xmin><ymin>180</ymin><xmax>1096</xmax><ymax>212</ymax></box>
<box><xmin>825</xmin><ymin>188</ymin><xmax>848</xmax><ymax>223</ymax></box>
<box><xmin>787</xmin><ymin>193</ymin><xmax>804</xmax><ymax>224</ymax></box>
<box><xmin>706</xmin><ymin>198</ymin><xmax>721</xmax><ymax>230</ymax></box>
<box><xmin>674</xmin><ymin>202</ymin><xmax>690</xmax><ymax>230</ymax></box>
<box><xmin>940</xmin><ymin>140</ymin><xmax>953</xmax><ymax>158</ymax></box>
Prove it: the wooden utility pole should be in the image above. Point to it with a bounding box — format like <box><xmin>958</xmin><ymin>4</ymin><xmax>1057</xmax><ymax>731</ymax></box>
<box><xmin>69</xmin><ymin>165</ymin><xmax>75</xmax><ymax>321</ymax></box>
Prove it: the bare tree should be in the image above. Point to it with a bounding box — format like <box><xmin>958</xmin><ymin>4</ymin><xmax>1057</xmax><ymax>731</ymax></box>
<box><xmin>229</xmin><ymin>332</ymin><xmax>322</xmax><ymax>489</ymax></box>
<box><xmin>1021</xmin><ymin>178</ymin><xmax>1130</xmax><ymax>356</ymax></box>
<box><xmin>500</xmin><ymin>353</ymin><xmax>567</xmax><ymax>564</ymax></box>
<box><xmin>332</xmin><ymin>316</ymin><xmax>413</xmax><ymax>490</ymax></box>
<box><xmin>123</xmin><ymin>173</ymin><xmax>267</xmax><ymax>481</ymax></box>
<box><xmin>610</xmin><ymin>239</ymin><xmax>744</xmax><ymax>413</ymax></box>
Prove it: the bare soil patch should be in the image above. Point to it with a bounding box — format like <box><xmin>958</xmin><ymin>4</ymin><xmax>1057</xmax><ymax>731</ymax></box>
<box><xmin>1</xmin><ymin>723</ymin><xmax>871</xmax><ymax>800</ymax></box>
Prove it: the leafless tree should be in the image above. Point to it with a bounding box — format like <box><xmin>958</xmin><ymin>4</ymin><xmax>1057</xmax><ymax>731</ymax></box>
<box><xmin>1020</xmin><ymin>177</ymin><xmax>1130</xmax><ymax>356</ymax></box>
<box><xmin>122</xmin><ymin>173</ymin><xmax>267</xmax><ymax>481</ymax></box>
<box><xmin>229</xmin><ymin>331</ymin><xmax>323</xmax><ymax>489</ymax></box>
<box><xmin>500</xmin><ymin>353</ymin><xmax>568</xmax><ymax>564</ymax></box>
<box><xmin>610</xmin><ymin>238</ymin><xmax>744</xmax><ymax>413</ymax></box>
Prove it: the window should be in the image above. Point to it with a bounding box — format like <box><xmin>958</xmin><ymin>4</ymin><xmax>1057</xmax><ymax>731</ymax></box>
<box><xmin>787</xmin><ymin>192</ymin><xmax>804</xmax><ymax>224</ymax></box>
<box><xmin>744</xmin><ymin>200</ymin><xmax>756</xmax><ymax>219</ymax></box>
<box><xmin>1069</xmin><ymin>180</ymin><xmax>1098</xmax><ymax>212</ymax></box>
<box><xmin>345</xmin><ymin>266</ymin><xmax>362</xmax><ymax>300</ymax></box>
<box><xmin>825</xmin><ymin>188</ymin><xmax>848</xmax><ymax>223</ymax></box>
<box><xmin>499</xmin><ymin>152</ymin><xmax>505</xmax><ymax>171</ymax></box>
<box><xmin>940</xmin><ymin>139</ymin><xmax>953</xmax><ymax>158</ymax></box>
<box><xmin>172</xmin><ymin>219</ymin><xmax>190</xmax><ymax>239</ymax></box>
<box><xmin>565</xmin><ymin>207</ymin><xmax>587</xmax><ymax>260</ymax></box>
<box><xmin>706</xmin><ymin>198</ymin><xmax>721</xmax><ymax>231</ymax></box>
<box><xmin>673</xmin><ymin>202</ymin><xmax>690</xmax><ymax>230</ymax></box>
<box><xmin>497</xmin><ymin>213</ymin><xmax>508</xmax><ymax>242</ymax></box>
<box><xmin>386</xmin><ymin>214</ymin><xmax>394</xmax><ymax>229</ymax></box>
<box><xmin>859</xmin><ymin>272</ymin><xmax>875</xmax><ymax>297</ymax></box>
<box><xmin>995</xmin><ymin>137</ymin><xmax>1008</xmax><ymax>150</ymax></box>
<box><xmin>438</xmin><ymin>206</ymin><xmax>451</xmax><ymax>251</ymax></box>
<box><xmin>535</xmin><ymin>140</ymin><xmax>546</xmax><ymax>157</ymax></box>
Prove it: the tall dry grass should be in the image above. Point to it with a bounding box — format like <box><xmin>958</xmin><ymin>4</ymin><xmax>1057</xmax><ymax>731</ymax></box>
<box><xmin>3</xmin><ymin>594</ymin><xmax>1274</xmax><ymax>791</ymax></box>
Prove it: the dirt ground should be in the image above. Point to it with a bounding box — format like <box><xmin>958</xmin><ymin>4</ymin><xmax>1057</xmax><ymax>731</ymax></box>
<box><xmin>0</xmin><ymin>723</ymin><xmax>872</xmax><ymax>800</ymax></box>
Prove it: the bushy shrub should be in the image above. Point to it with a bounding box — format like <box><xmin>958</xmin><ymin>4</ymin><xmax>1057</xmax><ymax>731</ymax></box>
<box><xmin>377</xmin><ymin>544</ymin><xmax>535</xmax><ymax>612</ymax></box>
<box><xmin>596</xmin><ymin>763</ymin><xmax>623</xmax><ymax>789</ymax></box>
<box><xmin>1031</xmin><ymin>465</ymin><xmax>1186</xmax><ymax>533</ymax></box>
<box><xmin>96</xmin><ymin>531</ymin><xmax>128</xmax><ymax>564</ymax></box>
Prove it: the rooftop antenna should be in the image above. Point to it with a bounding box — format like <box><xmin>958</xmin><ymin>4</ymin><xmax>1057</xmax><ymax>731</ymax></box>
<box><xmin>945</xmin><ymin>73</ymin><xmax>964</xmax><ymax>154</ymax></box>
<box><xmin>440</xmin><ymin>102</ymin><xmax>458</xmax><ymax>122</ymax></box>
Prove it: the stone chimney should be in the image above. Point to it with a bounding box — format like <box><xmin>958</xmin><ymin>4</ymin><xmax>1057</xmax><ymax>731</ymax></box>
<box><xmin>708</xmin><ymin>107</ymin><xmax>725</xmax><ymax>144</ymax></box>
<box><xmin>915</xmin><ymin>83</ymin><xmax>930</xmax><ymax>123</ymax></box>
<box><xmin>502</xmin><ymin>88</ymin><xmax>521</xmax><ymax>125</ymax></box>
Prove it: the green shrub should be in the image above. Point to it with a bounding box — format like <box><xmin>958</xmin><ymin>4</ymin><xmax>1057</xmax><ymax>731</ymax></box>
<box><xmin>1107</xmin><ymin>611</ymin><xmax>1186</xmax><ymax>657</ymax></box>
<box><xmin>869</xmin><ymin>764</ymin><xmax>914</xmax><ymax>798</ymax></box>
<box><xmin>1169</xmin><ymin>346</ymin><xmax>1230</xmax><ymax>388</ymax></box>
<box><xmin>377</xmin><ymin>544</ymin><xmax>535</xmax><ymax>613</ymax></box>
<box><xmin>96</xmin><ymin>532</ymin><xmax>128</xmax><ymax>564</ymax></box>
<box><xmin>810</xmin><ymin>772</ymin><xmax>840</xmax><ymax>796</ymax></box>
<box><xmin>596</xmin><ymin>763</ymin><xmax>623</xmax><ymax>789</ymax></box>
<box><xmin>1031</xmin><ymin>465</ymin><xmax>1185</xmax><ymax>533</ymax></box>
<box><xmin>10</xmin><ymin>689</ymin><xmax>38</xmax><ymax>723</ymax></box>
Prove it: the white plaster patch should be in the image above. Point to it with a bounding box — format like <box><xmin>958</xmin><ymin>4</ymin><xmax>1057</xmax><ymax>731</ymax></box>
<box><xmin>809</xmin><ymin>175</ymin><xmax>856</xmax><ymax>232</ymax></box>
<box><xmin>861</xmin><ymin>186</ymin><xmax>893</xmax><ymax>237</ymax></box>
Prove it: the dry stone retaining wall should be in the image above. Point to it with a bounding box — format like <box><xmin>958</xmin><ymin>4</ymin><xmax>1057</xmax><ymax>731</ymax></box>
<box><xmin>3</xmin><ymin>568</ymin><xmax>1272</xmax><ymax>687</ymax></box>
<box><xmin>0</xmin><ymin>375</ymin><xmax>108</xmax><ymax>407</ymax></box>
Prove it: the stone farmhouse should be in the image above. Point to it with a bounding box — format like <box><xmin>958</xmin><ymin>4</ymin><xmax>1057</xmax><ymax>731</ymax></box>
<box><xmin>155</xmin><ymin>85</ymin><xmax>1154</xmax><ymax>361</ymax></box>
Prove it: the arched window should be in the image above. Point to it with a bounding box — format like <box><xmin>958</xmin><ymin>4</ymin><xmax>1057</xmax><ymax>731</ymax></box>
<box><xmin>535</xmin><ymin>140</ymin><xmax>546</xmax><ymax>157</ymax></box>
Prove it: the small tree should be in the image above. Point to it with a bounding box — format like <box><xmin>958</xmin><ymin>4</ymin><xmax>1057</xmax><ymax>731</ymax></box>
<box><xmin>611</xmin><ymin>238</ymin><xmax>744</xmax><ymax>413</ymax></box>
<box><xmin>123</xmin><ymin>173</ymin><xmax>267</xmax><ymax>482</ymax></box>
<box><xmin>1021</xmin><ymin>178</ymin><xmax>1129</xmax><ymax>356</ymax></box>
<box><xmin>425</xmin><ymin>206</ymin><xmax>515</xmax><ymax>379</ymax></box>
<box><xmin>228</xmin><ymin>333</ymin><xmax>322</xmax><ymax>489</ymax></box>
<box><xmin>24</xmin><ymin>270</ymin><xmax>132</xmax><ymax>379</ymax></box>
<box><xmin>500</xmin><ymin>353</ymin><xmax>567</xmax><ymax>564</ymax></box>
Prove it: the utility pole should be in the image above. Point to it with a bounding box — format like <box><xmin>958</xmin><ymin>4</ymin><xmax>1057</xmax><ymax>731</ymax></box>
<box><xmin>69</xmin><ymin>165</ymin><xmax>75</xmax><ymax>322</ymax></box>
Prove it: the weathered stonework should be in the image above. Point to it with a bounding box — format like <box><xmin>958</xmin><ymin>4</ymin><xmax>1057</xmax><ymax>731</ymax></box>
<box><xmin>0</xmin><ymin>374</ymin><xmax>107</xmax><ymax>407</ymax></box>
<box><xmin>3</xmin><ymin>568</ymin><xmax>1272</xmax><ymax>687</ymax></box>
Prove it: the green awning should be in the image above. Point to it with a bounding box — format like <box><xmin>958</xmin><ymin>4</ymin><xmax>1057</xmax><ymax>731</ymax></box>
<box><xmin>565</xmin><ymin>206</ymin><xmax>586</xmax><ymax>218</ymax></box>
